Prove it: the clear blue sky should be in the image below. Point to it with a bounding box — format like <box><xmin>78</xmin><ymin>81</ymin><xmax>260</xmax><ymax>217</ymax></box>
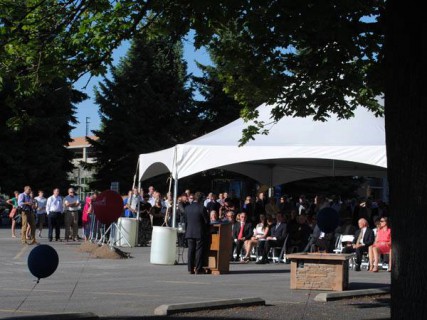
<box><xmin>71</xmin><ymin>32</ymin><xmax>212</xmax><ymax>137</ymax></box>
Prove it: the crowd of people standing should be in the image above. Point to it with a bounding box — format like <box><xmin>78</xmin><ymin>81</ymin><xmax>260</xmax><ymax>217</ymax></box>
<box><xmin>6</xmin><ymin>186</ymin><xmax>87</xmax><ymax>244</ymax></box>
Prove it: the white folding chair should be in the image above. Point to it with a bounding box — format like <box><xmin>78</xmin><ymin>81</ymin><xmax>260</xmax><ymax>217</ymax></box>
<box><xmin>333</xmin><ymin>234</ymin><xmax>344</xmax><ymax>253</ymax></box>
<box><xmin>270</xmin><ymin>234</ymin><xmax>289</xmax><ymax>263</ymax></box>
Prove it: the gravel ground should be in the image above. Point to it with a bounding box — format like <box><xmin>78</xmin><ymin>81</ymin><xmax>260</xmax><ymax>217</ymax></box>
<box><xmin>103</xmin><ymin>295</ymin><xmax>390</xmax><ymax>320</ymax></box>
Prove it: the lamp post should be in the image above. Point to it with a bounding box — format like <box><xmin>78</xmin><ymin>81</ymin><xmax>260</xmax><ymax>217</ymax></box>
<box><xmin>85</xmin><ymin>117</ymin><xmax>90</xmax><ymax>137</ymax></box>
<box><xmin>83</xmin><ymin>116</ymin><xmax>90</xmax><ymax>199</ymax></box>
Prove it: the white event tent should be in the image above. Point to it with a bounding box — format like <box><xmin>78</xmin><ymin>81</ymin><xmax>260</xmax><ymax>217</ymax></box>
<box><xmin>138</xmin><ymin>103</ymin><xmax>386</xmax><ymax>226</ymax></box>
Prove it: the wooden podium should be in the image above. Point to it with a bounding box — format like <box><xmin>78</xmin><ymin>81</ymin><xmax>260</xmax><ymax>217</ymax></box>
<box><xmin>206</xmin><ymin>223</ymin><xmax>232</xmax><ymax>275</ymax></box>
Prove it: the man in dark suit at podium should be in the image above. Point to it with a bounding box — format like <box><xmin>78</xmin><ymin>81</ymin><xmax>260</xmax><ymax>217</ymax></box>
<box><xmin>257</xmin><ymin>213</ymin><xmax>287</xmax><ymax>264</ymax></box>
<box><xmin>185</xmin><ymin>192</ymin><xmax>209</xmax><ymax>274</ymax></box>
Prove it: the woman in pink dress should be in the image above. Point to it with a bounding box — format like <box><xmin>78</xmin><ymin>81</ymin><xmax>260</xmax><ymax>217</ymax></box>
<box><xmin>369</xmin><ymin>217</ymin><xmax>392</xmax><ymax>272</ymax></box>
<box><xmin>82</xmin><ymin>193</ymin><xmax>97</xmax><ymax>241</ymax></box>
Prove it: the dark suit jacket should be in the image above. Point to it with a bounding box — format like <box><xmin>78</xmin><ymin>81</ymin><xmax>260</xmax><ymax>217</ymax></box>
<box><xmin>353</xmin><ymin>227</ymin><xmax>375</xmax><ymax>247</ymax></box>
<box><xmin>232</xmin><ymin>222</ymin><xmax>253</xmax><ymax>240</ymax></box>
<box><xmin>184</xmin><ymin>202</ymin><xmax>209</xmax><ymax>239</ymax></box>
<box><xmin>270</xmin><ymin>222</ymin><xmax>287</xmax><ymax>243</ymax></box>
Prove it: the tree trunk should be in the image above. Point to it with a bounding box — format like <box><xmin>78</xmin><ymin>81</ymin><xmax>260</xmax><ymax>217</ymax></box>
<box><xmin>386</xmin><ymin>1</ymin><xmax>427</xmax><ymax>319</ymax></box>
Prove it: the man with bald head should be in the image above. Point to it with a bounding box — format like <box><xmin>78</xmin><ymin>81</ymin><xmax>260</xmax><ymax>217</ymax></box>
<box><xmin>343</xmin><ymin>218</ymin><xmax>374</xmax><ymax>271</ymax></box>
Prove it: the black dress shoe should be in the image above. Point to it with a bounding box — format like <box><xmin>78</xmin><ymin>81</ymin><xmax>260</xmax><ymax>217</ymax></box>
<box><xmin>355</xmin><ymin>265</ymin><xmax>361</xmax><ymax>271</ymax></box>
<box><xmin>256</xmin><ymin>259</ymin><xmax>266</xmax><ymax>264</ymax></box>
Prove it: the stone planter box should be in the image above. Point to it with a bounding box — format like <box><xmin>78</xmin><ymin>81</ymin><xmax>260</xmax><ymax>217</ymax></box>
<box><xmin>287</xmin><ymin>253</ymin><xmax>353</xmax><ymax>291</ymax></box>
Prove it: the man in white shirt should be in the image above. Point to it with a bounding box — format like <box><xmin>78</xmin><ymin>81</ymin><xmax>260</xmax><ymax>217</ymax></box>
<box><xmin>34</xmin><ymin>190</ymin><xmax>47</xmax><ymax>238</ymax></box>
<box><xmin>46</xmin><ymin>188</ymin><xmax>64</xmax><ymax>241</ymax></box>
<box><xmin>204</xmin><ymin>193</ymin><xmax>213</xmax><ymax>207</ymax></box>
<box><xmin>342</xmin><ymin>218</ymin><xmax>375</xmax><ymax>271</ymax></box>
<box><xmin>149</xmin><ymin>190</ymin><xmax>160</xmax><ymax>207</ymax></box>
<box><xmin>64</xmin><ymin>188</ymin><xmax>81</xmax><ymax>241</ymax></box>
<box><xmin>147</xmin><ymin>186</ymin><xmax>155</xmax><ymax>206</ymax></box>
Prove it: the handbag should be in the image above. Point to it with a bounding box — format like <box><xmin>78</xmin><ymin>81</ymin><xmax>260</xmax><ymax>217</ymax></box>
<box><xmin>8</xmin><ymin>207</ymin><xmax>17</xmax><ymax>219</ymax></box>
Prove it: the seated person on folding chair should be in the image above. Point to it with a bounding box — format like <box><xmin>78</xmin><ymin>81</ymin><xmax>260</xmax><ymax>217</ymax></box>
<box><xmin>232</xmin><ymin>212</ymin><xmax>253</xmax><ymax>262</ymax></box>
<box><xmin>242</xmin><ymin>214</ymin><xmax>270</xmax><ymax>262</ymax></box>
<box><xmin>342</xmin><ymin>218</ymin><xmax>374</xmax><ymax>271</ymax></box>
<box><xmin>256</xmin><ymin>213</ymin><xmax>287</xmax><ymax>264</ymax></box>
<box><xmin>368</xmin><ymin>216</ymin><xmax>391</xmax><ymax>272</ymax></box>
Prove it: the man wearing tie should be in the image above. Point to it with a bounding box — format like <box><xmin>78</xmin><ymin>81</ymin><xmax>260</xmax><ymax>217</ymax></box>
<box><xmin>343</xmin><ymin>218</ymin><xmax>374</xmax><ymax>271</ymax></box>
<box><xmin>257</xmin><ymin>213</ymin><xmax>287</xmax><ymax>264</ymax></box>
<box><xmin>232</xmin><ymin>212</ymin><xmax>253</xmax><ymax>262</ymax></box>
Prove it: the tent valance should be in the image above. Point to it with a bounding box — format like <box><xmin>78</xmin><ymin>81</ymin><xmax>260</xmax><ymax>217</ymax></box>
<box><xmin>138</xmin><ymin>103</ymin><xmax>386</xmax><ymax>185</ymax></box>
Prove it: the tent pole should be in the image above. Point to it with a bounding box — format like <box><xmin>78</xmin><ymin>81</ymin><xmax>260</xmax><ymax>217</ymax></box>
<box><xmin>135</xmin><ymin>158</ymin><xmax>140</xmax><ymax>220</ymax></box>
<box><xmin>136</xmin><ymin>179</ymin><xmax>141</xmax><ymax>220</ymax></box>
<box><xmin>172</xmin><ymin>178</ymin><xmax>178</xmax><ymax>228</ymax></box>
<box><xmin>171</xmin><ymin>146</ymin><xmax>178</xmax><ymax>228</ymax></box>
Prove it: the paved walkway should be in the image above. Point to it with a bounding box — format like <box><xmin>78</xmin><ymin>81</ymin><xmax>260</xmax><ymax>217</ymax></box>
<box><xmin>0</xmin><ymin>228</ymin><xmax>390</xmax><ymax>319</ymax></box>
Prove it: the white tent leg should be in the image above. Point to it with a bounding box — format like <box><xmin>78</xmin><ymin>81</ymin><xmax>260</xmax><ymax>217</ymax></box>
<box><xmin>172</xmin><ymin>178</ymin><xmax>178</xmax><ymax>228</ymax></box>
<box><xmin>136</xmin><ymin>179</ymin><xmax>141</xmax><ymax>220</ymax></box>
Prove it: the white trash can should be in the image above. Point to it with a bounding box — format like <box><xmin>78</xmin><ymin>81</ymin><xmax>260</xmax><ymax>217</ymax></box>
<box><xmin>116</xmin><ymin>218</ymin><xmax>138</xmax><ymax>247</ymax></box>
<box><xmin>150</xmin><ymin>226</ymin><xmax>177</xmax><ymax>265</ymax></box>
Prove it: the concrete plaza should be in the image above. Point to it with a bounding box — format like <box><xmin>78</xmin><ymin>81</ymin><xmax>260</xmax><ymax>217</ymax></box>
<box><xmin>0</xmin><ymin>228</ymin><xmax>390</xmax><ymax>319</ymax></box>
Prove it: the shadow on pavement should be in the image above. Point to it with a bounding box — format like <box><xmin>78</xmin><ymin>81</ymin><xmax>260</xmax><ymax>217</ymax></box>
<box><xmin>349</xmin><ymin>296</ymin><xmax>391</xmax><ymax>310</ymax></box>
<box><xmin>229</xmin><ymin>269</ymin><xmax>290</xmax><ymax>275</ymax></box>
<box><xmin>348</xmin><ymin>282</ymin><xmax>390</xmax><ymax>290</ymax></box>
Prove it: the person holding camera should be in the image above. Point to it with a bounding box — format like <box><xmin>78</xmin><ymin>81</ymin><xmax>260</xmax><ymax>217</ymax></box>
<box><xmin>18</xmin><ymin>186</ymin><xmax>37</xmax><ymax>245</ymax></box>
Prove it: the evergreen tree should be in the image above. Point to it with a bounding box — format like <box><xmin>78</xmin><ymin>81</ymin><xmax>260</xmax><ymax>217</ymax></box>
<box><xmin>193</xmin><ymin>65</ymin><xmax>242</xmax><ymax>134</ymax></box>
<box><xmin>90</xmin><ymin>32</ymin><xmax>196</xmax><ymax>191</ymax></box>
<box><xmin>2</xmin><ymin>1</ymin><xmax>426</xmax><ymax>317</ymax></box>
<box><xmin>0</xmin><ymin>78</ymin><xmax>86</xmax><ymax>193</ymax></box>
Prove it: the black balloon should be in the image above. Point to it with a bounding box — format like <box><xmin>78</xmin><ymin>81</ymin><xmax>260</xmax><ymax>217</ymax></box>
<box><xmin>316</xmin><ymin>207</ymin><xmax>340</xmax><ymax>233</ymax></box>
<box><xmin>27</xmin><ymin>245</ymin><xmax>59</xmax><ymax>280</ymax></box>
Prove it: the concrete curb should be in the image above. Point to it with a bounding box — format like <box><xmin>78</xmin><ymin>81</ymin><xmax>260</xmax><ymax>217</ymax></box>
<box><xmin>1</xmin><ymin>312</ymin><xmax>99</xmax><ymax>320</ymax></box>
<box><xmin>154</xmin><ymin>297</ymin><xmax>266</xmax><ymax>315</ymax></box>
<box><xmin>314</xmin><ymin>286</ymin><xmax>391</xmax><ymax>302</ymax></box>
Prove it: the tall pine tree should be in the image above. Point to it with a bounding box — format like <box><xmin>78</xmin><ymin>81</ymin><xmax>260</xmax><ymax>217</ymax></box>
<box><xmin>193</xmin><ymin>64</ymin><xmax>242</xmax><ymax>134</ymax></box>
<box><xmin>90</xmin><ymin>32</ymin><xmax>196</xmax><ymax>191</ymax></box>
<box><xmin>0</xmin><ymin>78</ymin><xmax>86</xmax><ymax>193</ymax></box>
